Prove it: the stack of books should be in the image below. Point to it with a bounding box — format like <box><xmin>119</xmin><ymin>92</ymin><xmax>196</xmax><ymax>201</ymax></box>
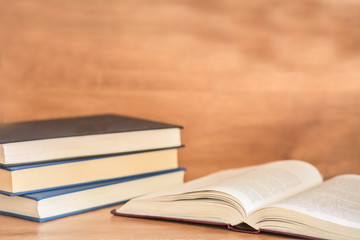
<box><xmin>0</xmin><ymin>114</ymin><xmax>185</xmax><ymax>222</ymax></box>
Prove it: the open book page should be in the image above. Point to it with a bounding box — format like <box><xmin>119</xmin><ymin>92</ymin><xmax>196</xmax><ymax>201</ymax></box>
<box><xmin>134</xmin><ymin>165</ymin><xmax>256</xmax><ymax>199</ymax></box>
<box><xmin>205</xmin><ymin>160</ymin><xmax>323</xmax><ymax>214</ymax></box>
<box><xmin>134</xmin><ymin>160</ymin><xmax>322</xmax><ymax>216</ymax></box>
<box><xmin>118</xmin><ymin>166</ymin><xmax>257</xmax><ymax>224</ymax></box>
<box><xmin>267</xmin><ymin>174</ymin><xmax>360</xmax><ymax>229</ymax></box>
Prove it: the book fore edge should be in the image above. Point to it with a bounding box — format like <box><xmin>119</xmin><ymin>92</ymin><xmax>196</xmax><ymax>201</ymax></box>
<box><xmin>111</xmin><ymin>210</ymin><xmax>260</xmax><ymax>234</ymax></box>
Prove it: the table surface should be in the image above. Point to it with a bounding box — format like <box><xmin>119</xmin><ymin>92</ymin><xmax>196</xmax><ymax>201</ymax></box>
<box><xmin>0</xmin><ymin>205</ymin><xmax>298</xmax><ymax>240</ymax></box>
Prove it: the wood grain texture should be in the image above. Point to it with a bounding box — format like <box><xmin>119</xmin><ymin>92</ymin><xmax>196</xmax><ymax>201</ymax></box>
<box><xmin>2</xmin><ymin>0</ymin><xmax>359</xmax><ymax>180</ymax></box>
<box><xmin>0</xmin><ymin>0</ymin><xmax>360</xmax><ymax>238</ymax></box>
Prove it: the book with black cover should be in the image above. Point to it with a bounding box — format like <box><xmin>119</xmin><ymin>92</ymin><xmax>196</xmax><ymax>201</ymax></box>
<box><xmin>0</xmin><ymin>168</ymin><xmax>185</xmax><ymax>222</ymax></box>
<box><xmin>113</xmin><ymin>160</ymin><xmax>360</xmax><ymax>240</ymax></box>
<box><xmin>0</xmin><ymin>114</ymin><xmax>182</xmax><ymax>166</ymax></box>
<box><xmin>0</xmin><ymin>147</ymin><xmax>181</xmax><ymax>195</ymax></box>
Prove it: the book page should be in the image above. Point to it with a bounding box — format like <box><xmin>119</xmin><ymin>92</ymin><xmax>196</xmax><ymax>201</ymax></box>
<box><xmin>270</xmin><ymin>174</ymin><xmax>360</xmax><ymax>229</ymax></box>
<box><xmin>205</xmin><ymin>160</ymin><xmax>323</xmax><ymax>214</ymax></box>
<box><xmin>137</xmin><ymin>166</ymin><xmax>256</xmax><ymax>199</ymax></box>
<box><xmin>139</xmin><ymin>160</ymin><xmax>322</xmax><ymax>215</ymax></box>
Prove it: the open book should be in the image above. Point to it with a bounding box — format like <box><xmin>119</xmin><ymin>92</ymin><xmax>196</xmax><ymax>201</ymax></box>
<box><xmin>112</xmin><ymin>160</ymin><xmax>360</xmax><ymax>240</ymax></box>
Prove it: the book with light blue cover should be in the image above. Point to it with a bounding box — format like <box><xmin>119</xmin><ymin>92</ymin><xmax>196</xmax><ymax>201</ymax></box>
<box><xmin>0</xmin><ymin>168</ymin><xmax>185</xmax><ymax>222</ymax></box>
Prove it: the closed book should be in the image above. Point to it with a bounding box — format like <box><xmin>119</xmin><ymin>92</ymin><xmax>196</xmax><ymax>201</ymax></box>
<box><xmin>0</xmin><ymin>168</ymin><xmax>185</xmax><ymax>222</ymax></box>
<box><xmin>0</xmin><ymin>147</ymin><xmax>180</xmax><ymax>195</ymax></box>
<box><xmin>0</xmin><ymin>114</ymin><xmax>182</xmax><ymax>166</ymax></box>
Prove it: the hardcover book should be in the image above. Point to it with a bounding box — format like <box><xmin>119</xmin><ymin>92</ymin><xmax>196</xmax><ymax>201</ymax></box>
<box><xmin>0</xmin><ymin>114</ymin><xmax>182</xmax><ymax>166</ymax></box>
<box><xmin>0</xmin><ymin>168</ymin><xmax>185</xmax><ymax>222</ymax></box>
<box><xmin>113</xmin><ymin>160</ymin><xmax>360</xmax><ymax>240</ymax></box>
<box><xmin>0</xmin><ymin>147</ymin><xmax>180</xmax><ymax>195</ymax></box>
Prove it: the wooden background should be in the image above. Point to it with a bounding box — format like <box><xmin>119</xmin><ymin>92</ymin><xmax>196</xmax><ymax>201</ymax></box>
<box><xmin>1</xmin><ymin>0</ymin><xmax>360</xmax><ymax>180</ymax></box>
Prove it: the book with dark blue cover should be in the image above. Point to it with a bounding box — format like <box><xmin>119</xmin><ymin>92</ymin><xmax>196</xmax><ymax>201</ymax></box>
<box><xmin>0</xmin><ymin>114</ymin><xmax>183</xmax><ymax>166</ymax></box>
<box><xmin>0</xmin><ymin>168</ymin><xmax>186</xmax><ymax>222</ymax></box>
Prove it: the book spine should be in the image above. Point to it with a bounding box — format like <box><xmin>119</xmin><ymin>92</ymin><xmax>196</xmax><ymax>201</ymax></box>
<box><xmin>227</xmin><ymin>224</ymin><xmax>260</xmax><ymax>233</ymax></box>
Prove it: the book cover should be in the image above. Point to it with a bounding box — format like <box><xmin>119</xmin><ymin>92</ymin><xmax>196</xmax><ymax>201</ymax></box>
<box><xmin>111</xmin><ymin>211</ymin><xmax>260</xmax><ymax>234</ymax></box>
<box><xmin>0</xmin><ymin>114</ymin><xmax>183</xmax><ymax>166</ymax></box>
<box><xmin>0</xmin><ymin>114</ymin><xmax>183</xmax><ymax>144</ymax></box>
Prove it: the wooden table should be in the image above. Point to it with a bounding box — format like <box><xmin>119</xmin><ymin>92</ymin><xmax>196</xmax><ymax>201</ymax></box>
<box><xmin>0</xmin><ymin>204</ymin><xmax>297</xmax><ymax>240</ymax></box>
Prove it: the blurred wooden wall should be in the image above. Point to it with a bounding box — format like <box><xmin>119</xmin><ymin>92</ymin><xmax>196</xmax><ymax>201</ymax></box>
<box><xmin>1</xmin><ymin>0</ymin><xmax>360</xmax><ymax>179</ymax></box>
